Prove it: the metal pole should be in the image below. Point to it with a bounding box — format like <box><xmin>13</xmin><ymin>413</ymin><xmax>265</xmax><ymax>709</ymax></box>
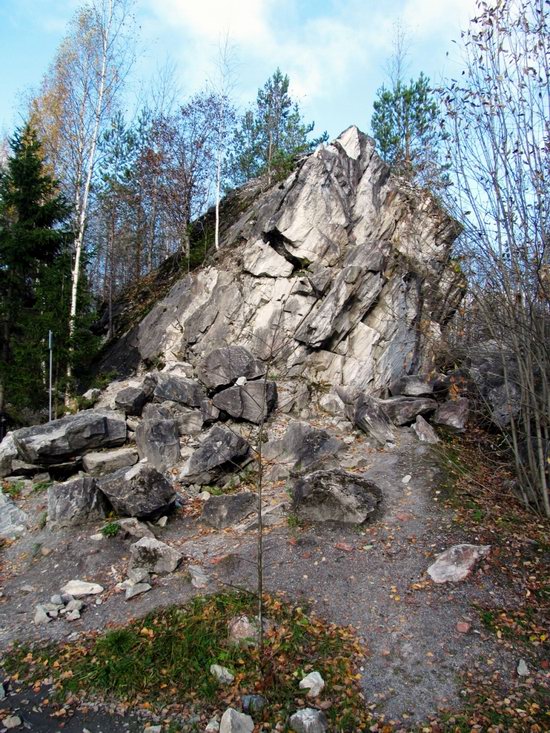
<box><xmin>48</xmin><ymin>330</ymin><xmax>53</xmax><ymax>421</ymax></box>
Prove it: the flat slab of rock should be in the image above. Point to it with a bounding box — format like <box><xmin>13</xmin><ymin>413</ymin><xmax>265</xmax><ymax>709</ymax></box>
<box><xmin>433</xmin><ymin>398</ymin><xmax>469</xmax><ymax>432</ymax></box>
<box><xmin>48</xmin><ymin>476</ymin><xmax>108</xmax><ymax>528</ymax></box>
<box><xmin>135</xmin><ymin>418</ymin><xmax>181</xmax><ymax>471</ymax></box>
<box><xmin>181</xmin><ymin>426</ymin><xmax>250</xmax><ymax>485</ymax></box>
<box><xmin>82</xmin><ymin>447</ymin><xmax>138</xmax><ymax>476</ymax></box>
<box><xmin>428</xmin><ymin>544</ymin><xmax>491</xmax><ymax>583</ymax></box>
<box><xmin>13</xmin><ymin>409</ymin><xmax>126</xmax><ymax>465</ymax></box>
<box><xmin>0</xmin><ymin>490</ymin><xmax>28</xmax><ymax>538</ymax></box>
<box><xmin>202</xmin><ymin>492</ymin><xmax>257</xmax><ymax>529</ymax></box>
<box><xmin>129</xmin><ymin>537</ymin><xmax>182</xmax><ymax>573</ymax></box>
<box><xmin>293</xmin><ymin>469</ymin><xmax>382</xmax><ymax>524</ymax></box>
<box><xmin>381</xmin><ymin>396</ymin><xmax>437</xmax><ymax>426</ymax></box>
<box><xmin>389</xmin><ymin>375</ymin><xmax>434</xmax><ymax>397</ymax></box>
<box><xmin>243</xmin><ymin>240</ymin><xmax>294</xmax><ymax>278</ymax></box>
<box><xmin>197</xmin><ymin>346</ymin><xmax>265</xmax><ymax>391</ymax></box>
<box><xmin>61</xmin><ymin>579</ymin><xmax>104</xmax><ymax>596</ymax></box>
<box><xmin>213</xmin><ymin>381</ymin><xmax>277</xmax><ymax>424</ymax></box>
<box><xmin>150</xmin><ymin>373</ymin><xmax>205</xmax><ymax>408</ymax></box>
<box><xmin>99</xmin><ymin>463</ymin><xmax>176</xmax><ymax>518</ymax></box>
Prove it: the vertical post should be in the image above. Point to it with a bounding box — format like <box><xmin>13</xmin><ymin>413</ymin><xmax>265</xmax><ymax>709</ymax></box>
<box><xmin>48</xmin><ymin>330</ymin><xmax>53</xmax><ymax>422</ymax></box>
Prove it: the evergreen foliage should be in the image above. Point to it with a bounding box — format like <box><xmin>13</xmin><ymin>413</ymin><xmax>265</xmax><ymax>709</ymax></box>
<box><xmin>371</xmin><ymin>72</ymin><xmax>447</xmax><ymax>191</ymax></box>
<box><xmin>229</xmin><ymin>69</ymin><xmax>328</xmax><ymax>186</ymax></box>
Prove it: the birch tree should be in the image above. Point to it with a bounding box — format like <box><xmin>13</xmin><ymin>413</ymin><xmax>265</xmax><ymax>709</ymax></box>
<box><xmin>31</xmin><ymin>0</ymin><xmax>133</xmax><ymax>392</ymax></box>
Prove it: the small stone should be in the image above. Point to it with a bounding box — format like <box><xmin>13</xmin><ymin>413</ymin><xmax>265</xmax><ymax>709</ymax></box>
<box><xmin>34</xmin><ymin>606</ymin><xmax>51</xmax><ymax>625</ymax></box>
<box><xmin>125</xmin><ymin>583</ymin><xmax>152</xmax><ymax>600</ymax></box>
<box><xmin>197</xmin><ymin>491</ymin><xmax>211</xmax><ymax>501</ymax></box>
<box><xmin>2</xmin><ymin>715</ymin><xmax>22</xmax><ymax>729</ymax></box>
<box><xmin>0</xmin><ymin>682</ymin><xmax>6</xmax><ymax>700</ymax></box>
<box><xmin>288</xmin><ymin>708</ymin><xmax>328</xmax><ymax>733</ymax></box>
<box><xmin>41</xmin><ymin>547</ymin><xmax>52</xmax><ymax>556</ymax></box>
<box><xmin>241</xmin><ymin>694</ymin><xmax>267</xmax><ymax>716</ymax></box>
<box><xmin>517</xmin><ymin>659</ymin><xmax>530</xmax><ymax>676</ymax></box>
<box><xmin>90</xmin><ymin>533</ymin><xmax>104</xmax><ymax>541</ymax></box>
<box><xmin>65</xmin><ymin>599</ymin><xmax>84</xmax><ymax>612</ymax></box>
<box><xmin>20</xmin><ymin>584</ymin><xmax>36</xmax><ymax>593</ymax></box>
<box><xmin>143</xmin><ymin>725</ymin><xmax>162</xmax><ymax>733</ymax></box>
<box><xmin>127</xmin><ymin>567</ymin><xmax>150</xmax><ymax>584</ymax></box>
<box><xmin>129</xmin><ymin>537</ymin><xmax>182</xmax><ymax>574</ymax></box>
<box><xmin>235</xmin><ymin>376</ymin><xmax>247</xmax><ymax>386</ymax></box>
<box><xmin>401</xmin><ymin>474</ymin><xmax>411</xmax><ymax>484</ymax></box>
<box><xmin>228</xmin><ymin>615</ymin><xmax>258</xmax><ymax>646</ymax></box>
<box><xmin>66</xmin><ymin>609</ymin><xmax>81</xmax><ymax>621</ymax></box>
<box><xmin>219</xmin><ymin>707</ymin><xmax>254</xmax><ymax>733</ymax></box>
<box><xmin>427</xmin><ymin>544</ymin><xmax>491</xmax><ymax>583</ymax></box>
<box><xmin>210</xmin><ymin>664</ymin><xmax>235</xmax><ymax>684</ymax></box>
<box><xmin>299</xmin><ymin>671</ymin><xmax>325</xmax><ymax>697</ymax></box>
<box><xmin>456</xmin><ymin>621</ymin><xmax>471</xmax><ymax>634</ymax></box>
<box><xmin>50</xmin><ymin>594</ymin><xmax>63</xmax><ymax>605</ymax></box>
<box><xmin>60</xmin><ymin>580</ymin><xmax>104</xmax><ymax>597</ymax></box>
<box><xmin>156</xmin><ymin>515</ymin><xmax>168</xmax><ymax>527</ymax></box>
<box><xmin>205</xmin><ymin>718</ymin><xmax>220</xmax><ymax>732</ymax></box>
<box><xmin>188</xmin><ymin>564</ymin><xmax>209</xmax><ymax>589</ymax></box>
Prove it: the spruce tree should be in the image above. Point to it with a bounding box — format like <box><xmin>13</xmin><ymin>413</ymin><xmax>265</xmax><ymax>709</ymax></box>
<box><xmin>0</xmin><ymin>123</ymin><xmax>72</xmax><ymax>414</ymax></box>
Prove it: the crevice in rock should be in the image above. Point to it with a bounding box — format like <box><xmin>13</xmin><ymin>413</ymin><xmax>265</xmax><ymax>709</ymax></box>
<box><xmin>262</xmin><ymin>228</ymin><xmax>308</xmax><ymax>271</ymax></box>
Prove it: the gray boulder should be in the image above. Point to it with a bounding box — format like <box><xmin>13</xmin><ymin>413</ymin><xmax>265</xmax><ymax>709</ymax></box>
<box><xmin>412</xmin><ymin>415</ymin><xmax>440</xmax><ymax>444</ymax></box>
<box><xmin>292</xmin><ymin>469</ymin><xmax>382</xmax><ymax>524</ymax></box>
<box><xmin>389</xmin><ymin>374</ymin><xmax>434</xmax><ymax>397</ymax></box>
<box><xmin>135</xmin><ymin>419</ymin><xmax>181</xmax><ymax>471</ymax></box>
<box><xmin>380</xmin><ymin>396</ymin><xmax>438</xmax><ymax>426</ymax></box>
<box><xmin>181</xmin><ymin>426</ymin><xmax>250</xmax><ymax>485</ymax></box>
<box><xmin>114</xmin><ymin>385</ymin><xmax>150</xmax><ymax>416</ymax></box>
<box><xmin>202</xmin><ymin>492</ymin><xmax>257</xmax><ymax>529</ymax></box>
<box><xmin>82</xmin><ymin>447</ymin><xmax>139</xmax><ymax>476</ymax></box>
<box><xmin>219</xmin><ymin>708</ymin><xmax>254</xmax><ymax>733</ymax></box>
<box><xmin>289</xmin><ymin>708</ymin><xmax>328</xmax><ymax>733</ymax></box>
<box><xmin>433</xmin><ymin>398</ymin><xmax>469</xmax><ymax>432</ymax></box>
<box><xmin>339</xmin><ymin>390</ymin><xmax>394</xmax><ymax>445</ymax></box>
<box><xmin>99</xmin><ymin>463</ymin><xmax>176</xmax><ymax>518</ymax></box>
<box><xmin>143</xmin><ymin>402</ymin><xmax>203</xmax><ymax>435</ymax></box>
<box><xmin>213</xmin><ymin>381</ymin><xmax>277</xmax><ymax>424</ymax></box>
<box><xmin>197</xmin><ymin>346</ymin><xmax>265</xmax><ymax>391</ymax></box>
<box><xmin>12</xmin><ymin>409</ymin><xmax>126</xmax><ymax>465</ymax></box>
<box><xmin>47</xmin><ymin>476</ymin><xmax>108</xmax><ymax>528</ymax></box>
<box><xmin>263</xmin><ymin>421</ymin><xmax>344</xmax><ymax>472</ymax></box>
<box><xmin>0</xmin><ymin>433</ymin><xmax>18</xmax><ymax>478</ymax></box>
<box><xmin>129</xmin><ymin>536</ymin><xmax>182</xmax><ymax>574</ymax></box>
<box><xmin>148</xmin><ymin>373</ymin><xmax>205</xmax><ymax>407</ymax></box>
<box><xmin>0</xmin><ymin>490</ymin><xmax>28</xmax><ymax>538</ymax></box>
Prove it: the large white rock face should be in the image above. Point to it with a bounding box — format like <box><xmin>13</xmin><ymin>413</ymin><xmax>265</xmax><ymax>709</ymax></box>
<box><xmin>102</xmin><ymin>127</ymin><xmax>463</xmax><ymax>394</ymax></box>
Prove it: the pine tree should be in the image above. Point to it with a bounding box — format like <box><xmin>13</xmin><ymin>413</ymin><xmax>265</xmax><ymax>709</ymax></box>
<box><xmin>229</xmin><ymin>69</ymin><xmax>327</xmax><ymax>186</ymax></box>
<box><xmin>371</xmin><ymin>72</ymin><xmax>447</xmax><ymax>191</ymax></box>
<box><xmin>0</xmin><ymin>123</ymin><xmax>72</xmax><ymax>414</ymax></box>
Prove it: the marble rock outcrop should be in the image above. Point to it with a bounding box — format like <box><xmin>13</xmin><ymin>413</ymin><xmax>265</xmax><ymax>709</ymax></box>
<box><xmin>101</xmin><ymin>126</ymin><xmax>464</xmax><ymax>395</ymax></box>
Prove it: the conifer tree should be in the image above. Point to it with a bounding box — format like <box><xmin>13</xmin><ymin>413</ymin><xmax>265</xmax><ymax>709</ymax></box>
<box><xmin>0</xmin><ymin>124</ymin><xmax>72</xmax><ymax>413</ymax></box>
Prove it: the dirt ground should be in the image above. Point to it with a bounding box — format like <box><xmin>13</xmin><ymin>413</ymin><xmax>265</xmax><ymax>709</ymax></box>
<box><xmin>0</xmin><ymin>418</ymin><xmax>537</xmax><ymax>730</ymax></box>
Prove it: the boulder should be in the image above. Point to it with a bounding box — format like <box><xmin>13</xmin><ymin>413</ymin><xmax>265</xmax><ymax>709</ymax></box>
<box><xmin>292</xmin><ymin>469</ymin><xmax>382</xmax><ymax>524</ymax></box>
<box><xmin>389</xmin><ymin>374</ymin><xmax>434</xmax><ymax>397</ymax></box>
<box><xmin>219</xmin><ymin>708</ymin><xmax>254</xmax><ymax>733</ymax></box>
<box><xmin>213</xmin><ymin>381</ymin><xmax>277</xmax><ymax>424</ymax></box>
<box><xmin>181</xmin><ymin>426</ymin><xmax>250</xmax><ymax>485</ymax></box>
<box><xmin>135</xmin><ymin>418</ymin><xmax>181</xmax><ymax>470</ymax></box>
<box><xmin>99</xmin><ymin>463</ymin><xmax>176</xmax><ymax>518</ymax></box>
<box><xmin>299</xmin><ymin>671</ymin><xmax>325</xmax><ymax>698</ymax></box>
<box><xmin>47</xmin><ymin>476</ymin><xmax>109</xmax><ymax>527</ymax></box>
<box><xmin>263</xmin><ymin>421</ymin><xmax>344</xmax><ymax>472</ymax></box>
<box><xmin>129</xmin><ymin>536</ymin><xmax>182</xmax><ymax>574</ymax></box>
<box><xmin>244</xmin><ymin>240</ymin><xmax>294</xmax><ymax>278</ymax></box>
<box><xmin>210</xmin><ymin>665</ymin><xmax>235</xmax><ymax>685</ymax></box>
<box><xmin>339</xmin><ymin>391</ymin><xmax>394</xmax><ymax>445</ymax></box>
<box><xmin>289</xmin><ymin>708</ymin><xmax>328</xmax><ymax>733</ymax></box>
<box><xmin>427</xmin><ymin>544</ymin><xmax>491</xmax><ymax>583</ymax></box>
<box><xmin>433</xmin><ymin>398</ymin><xmax>469</xmax><ymax>432</ymax></box>
<box><xmin>380</xmin><ymin>396</ymin><xmax>438</xmax><ymax>426</ymax></box>
<box><xmin>0</xmin><ymin>490</ymin><xmax>28</xmax><ymax>538</ymax></box>
<box><xmin>114</xmin><ymin>385</ymin><xmax>150</xmax><ymax>416</ymax></box>
<box><xmin>149</xmin><ymin>373</ymin><xmax>205</xmax><ymax>407</ymax></box>
<box><xmin>202</xmin><ymin>492</ymin><xmax>257</xmax><ymax>529</ymax></box>
<box><xmin>197</xmin><ymin>346</ymin><xmax>265</xmax><ymax>391</ymax></box>
<box><xmin>143</xmin><ymin>401</ymin><xmax>204</xmax><ymax>434</ymax></box>
<box><xmin>117</xmin><ymin>517</ymin><xmax>155</xmax><ymax>539</ymax></box>
<box><xmin>412</xmin><ymin>415</ymin><xmax>440</xmax><ymax>444</ymax></box>
<box><xmin>0</xmin><ymin>433</ymin><xmax>18</xmax><ymax>478</ymax></box>
<box><xmin>82</xmin><ymin>447</ymin><xmax>139</xmax><ymax>476</ymax></box>
<box><xmin>12</xmin><ymin>409</ymin><xmax>126</xmax><ymax>465</ymax></box>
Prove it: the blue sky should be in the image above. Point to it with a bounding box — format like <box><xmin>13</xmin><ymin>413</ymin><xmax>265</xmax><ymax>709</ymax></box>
<box><xmin>0</xmin><ymin>0</ymin><xmax>478</xmax><ymax>141</ymax></box>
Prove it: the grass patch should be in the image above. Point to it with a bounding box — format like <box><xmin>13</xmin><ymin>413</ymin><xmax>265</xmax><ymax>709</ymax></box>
<box><xmin>4</xmin><ymin>592</ymin><xmax>369</xmax><ymax>730</ymax></box>
<box><xmin>101</xmin><ymin>521</ymin><xmax>121</xmax><ymax>538</ymax></box>
<box><xmin>2</xmin><ymin>480</ymin><xmax>24</xmax><ymax>499</ymax></box>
